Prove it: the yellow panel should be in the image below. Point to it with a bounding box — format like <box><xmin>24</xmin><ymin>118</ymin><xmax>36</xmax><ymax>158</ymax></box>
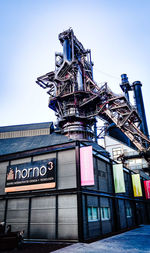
<box><xmin>131</xmin><ymin>174</ymin><xmax>142</xmax><ymax>197</ymax></box>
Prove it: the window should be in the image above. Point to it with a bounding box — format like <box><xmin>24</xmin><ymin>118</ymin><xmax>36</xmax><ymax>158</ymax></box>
<box><xmin>100</xmin><ymin>207</ymin><xmax>110</xmax><ymax>220</ymax></box>
<box><xmin>112</xmin><ymin>148</ymin><xmax>122</xmax><ymax>160</ymax></box>
<box><xmin>88</xmin><ymin>207</ymin><xmax>99</xmax><ymax>221</ymax></box>
<box><xmin>126</xmin><ymin>207</ymin><xmax>132</xmax><ymax>218</ymax></box>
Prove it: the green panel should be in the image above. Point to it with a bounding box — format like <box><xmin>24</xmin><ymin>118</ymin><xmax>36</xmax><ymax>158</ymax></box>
<box><xmin>113</xmin><ymin>164</ymin><xmax>125</xmax><ymax>193</ymax></box>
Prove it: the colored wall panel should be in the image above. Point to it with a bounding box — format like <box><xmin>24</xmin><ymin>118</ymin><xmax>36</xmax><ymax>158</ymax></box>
<box><xmin>131</xmin><ymin>174</ymin><xmax>142</xmax><ymax>197</ymax></box>
<box><xmin>144</xmin><ymin>180</ymin><xmax>150</xmax><ymax>199</ymax></box>
<box><xmin>112</xmin><ymin>164</ymin><xmax>125</xmax><ymax>193</ymax></box>
<box><xmin>80</xmin><ymin>146</ymin><xmax>94</xmax><ymax>186</ymax></box>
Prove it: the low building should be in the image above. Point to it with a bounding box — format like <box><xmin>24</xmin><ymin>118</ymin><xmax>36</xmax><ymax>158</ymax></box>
<box><xmin>0</xmin><ymin>122</ymin><xmax>150</xmax><ymax>241</ymax></box>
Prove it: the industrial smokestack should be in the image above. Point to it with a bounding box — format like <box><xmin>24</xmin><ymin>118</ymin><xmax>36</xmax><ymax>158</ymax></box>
<box><xmin>132</xmin><ymin>81</ymin><xmax>149</xmax><ymax>138</ymax></box>
<box><xmin>120</xmin><ymin>74</ymin><xmax>131</xmax><ymax>102</ymax></box>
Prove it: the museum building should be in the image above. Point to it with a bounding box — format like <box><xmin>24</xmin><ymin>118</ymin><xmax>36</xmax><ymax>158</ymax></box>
<box><xmin>0</xmin><ymin>122</ymin><xmax>150</xmax><ymax>242</ymax></box>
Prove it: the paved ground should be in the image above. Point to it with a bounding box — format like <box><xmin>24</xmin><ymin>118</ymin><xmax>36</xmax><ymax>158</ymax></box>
<box><xmin>53</xmin><ymin>225</ymin><xmax>150</xmax><ymax>253</ymax></box>
<box><xmin>1</xmin><ymin>225</ymin><xmax>150</xmax><ymax>252</ymax></box>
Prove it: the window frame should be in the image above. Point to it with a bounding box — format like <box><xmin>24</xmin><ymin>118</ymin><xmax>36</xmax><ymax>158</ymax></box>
<box><xmin>126</xmin><ymin>207</ymin><xmax>132</xmax><ymax>218</ymax></box>
<box><xmin>87</xmin><ymin>206</ymin><xmax>100</xmax><ymax>222</ymax></box>
<box><xmin>100</xmin><ymin>207</ymin><xmax>111</xmax><ymax>221</ymax></box>
<box><xmin>112</xmin><ymin>147</ymin><xmax>122</xmax><ymax>160</ymax></box>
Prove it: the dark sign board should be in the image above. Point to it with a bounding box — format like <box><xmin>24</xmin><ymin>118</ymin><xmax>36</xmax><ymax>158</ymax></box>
<box><xmin>5</xmin><ymin>158</ymin><xmax>56</xmax><ymax>192</ymax></box>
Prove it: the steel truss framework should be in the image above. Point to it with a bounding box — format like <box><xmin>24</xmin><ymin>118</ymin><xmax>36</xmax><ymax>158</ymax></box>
<box><xmin>36</xmin><ymin>28</ymin><xmax>150</xmax><ymax>158</ymax></box>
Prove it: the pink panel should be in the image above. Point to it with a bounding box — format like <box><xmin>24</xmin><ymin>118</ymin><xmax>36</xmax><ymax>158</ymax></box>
<box><xmin>144</xmin><ymin>180</ymin><xmax>150</xmax><ymax>199</ymax></box>
<box><xmin>80</xmin><ymin>146</ymin><xmax>94</xmax><ymax>186</ymax></box>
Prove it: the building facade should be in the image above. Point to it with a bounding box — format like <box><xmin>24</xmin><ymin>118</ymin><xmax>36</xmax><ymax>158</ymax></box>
<box><xmin>0</xmin><ymin>123</ymin><xmax>150</xmax><ymax>241</ymax></box>
<box><xmin>104</xmin><ymin>135</ymin><xmax>149</xmax><ymax>171</ymax></box>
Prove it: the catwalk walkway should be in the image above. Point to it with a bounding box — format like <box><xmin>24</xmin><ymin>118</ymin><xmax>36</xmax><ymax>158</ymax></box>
<box><xmin>53</xmin><ymin>225</ymin><xmax>150</xmax><ymax>253</ymax></box>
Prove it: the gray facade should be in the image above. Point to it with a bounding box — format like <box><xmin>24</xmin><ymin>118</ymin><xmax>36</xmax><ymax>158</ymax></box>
<box><xmin>0</xmin><ymin>148</ymin><xmax>78</xmax><ymax>240</ymax></box>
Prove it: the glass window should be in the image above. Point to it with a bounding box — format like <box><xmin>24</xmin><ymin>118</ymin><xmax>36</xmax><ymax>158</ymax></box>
<box><xmin>126</xmin><ymin>207</ymin><xmax>132</xmax><ymax>218</ymax></box>
<box><xmin>112</xmin><ymin>148</ymin><xmax>122</xmax><ymax>160</ymax></box>
<box><xmin>93</xmin><ymin>207</ymin><xmax>98</xmax><ymax>220</ymax></box>
<box><xmin>129</xmin><ymin>159</ymin><xmax>135</xmax><ymax>165</ymax></box>
<box><xmin>100</xmin><ymin>207</ymin><xmax>110</xmax><ymax>220</ymax></box>
<box><xmin>88</xmin><ymin>207</ymin><xmax>92</xmax><ymax>221</ymax></box>
<box><xmin>100</xmin><ymin>207</ymin><xmax>104</xmax><ymax>219</ymax></box>
<box><xmin>88</xmin><ymin>207</ymin><xmax>99</xmax><ymax>221</ymax></box>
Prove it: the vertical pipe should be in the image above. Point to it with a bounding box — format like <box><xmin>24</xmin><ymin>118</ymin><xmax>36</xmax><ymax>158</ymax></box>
<box><xmin>76</xmin><ymin>141</ymin><xmax>84</xmax><ymax>242</ymax></box>
<box><xmin>71</xmin><ymin>30</ymin><xmax>74</xmax><ymax>61</ymax></box>
<box><xmin>55</xmin><ymin>195</ymin><xmax>58</xmax><ymax>240</ymax></box>
<box><xmin>85</xmin><ymin>194</ymin><xmax>89</xmax><ymax>238</ymax></box>
<box><xmin>89</xmin><ymin>50</ymin><xmax>93</xmax><ymax>79</ymax></box>
<box><xmin>132</xmin><ymin>81</ymin><xmax>149</xmax><ymax>138</ymax></box>
<box><xmin>63</xmin><ymin>39</ymin><xmax>72</xmax><ymax>62</ymax></box>
<box><xmin>77</xmin><ymin>66</ymin><xmax>83</xmax><ymax>90</ymax></box>
<box><xmin>27</xmin><ymin>197</ymin><xmax>31</xmax><ymax>239</ymax></box>
<box><xmin>120</xmin><ymin>74</ymin><xmax>130</xmax><ymax>102</ymax></box>
<box><xmin>4</xmin><ymin>198</ymin><xmax>8</xmax><ymax>232</ymax></box>
<box><xmin>94</xmin><ymin>118</ymin><xmax>98</xmax><ymax>143</ymax></box>
<box><xmin>125</xmin><ymin>90</ymin><xmax>129</xmax><ymax>101</ymax></box>
<box><xmin>76</xmin><ymin>54</ymin><xmax>83</xmax><ymax>91</ymax></box>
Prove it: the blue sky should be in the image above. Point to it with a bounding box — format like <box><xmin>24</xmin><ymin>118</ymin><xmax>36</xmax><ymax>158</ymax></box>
<box><xmin>1</xmin><ymin>0</ymin><xmax>150</xmax><ymax>130</ymax></box>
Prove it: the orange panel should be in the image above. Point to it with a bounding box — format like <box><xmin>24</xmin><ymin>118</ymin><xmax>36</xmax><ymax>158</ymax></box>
<box><xmin>5</xmin><ymin>182</ymin><xmax>56</xmax><ymax>192</ymax></box>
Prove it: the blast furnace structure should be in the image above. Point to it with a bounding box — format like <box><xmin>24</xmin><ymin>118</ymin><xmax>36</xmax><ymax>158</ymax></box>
<box><xmin>36</xmin><ymin>28</ymin><xmax>150</xmax><ymax>160</ymax></box>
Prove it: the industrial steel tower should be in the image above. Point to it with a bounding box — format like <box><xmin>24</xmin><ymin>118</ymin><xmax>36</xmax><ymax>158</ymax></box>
<box><xmin>36</xmin><ymin>28</ymin><xmax>150</xmax><ymax>156</ymax></box>
<box><xmin>36</xmin><ymin>28</ymin><xmax>96</xmax><ymax>140</ymax></box>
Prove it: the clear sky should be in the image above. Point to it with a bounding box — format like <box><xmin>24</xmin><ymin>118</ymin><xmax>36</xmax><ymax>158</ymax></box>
<box><xmin>1</xmin><ymin>0</ymin><xmax>150</xmax><ymax>130</ymax></box>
